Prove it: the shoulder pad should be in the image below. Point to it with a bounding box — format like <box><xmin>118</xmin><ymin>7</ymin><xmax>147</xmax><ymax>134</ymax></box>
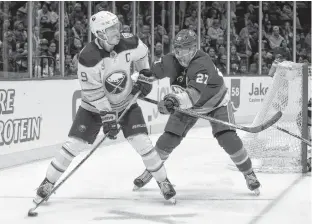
<box><xmin>78</xmin><ymin>41</ymin><xmax>103</xmax><ymax>67</ymax></box>
<box><xmin>115</xmin><ymin>34</ymin><xmax>139</xmax><ymax>53</ymax></box>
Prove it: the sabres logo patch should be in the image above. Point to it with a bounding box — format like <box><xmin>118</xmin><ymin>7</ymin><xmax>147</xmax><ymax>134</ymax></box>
<box><xmin>105</xmin><ymin>71</ymin><xmax>127</xmax><ymax>94</ymax></box>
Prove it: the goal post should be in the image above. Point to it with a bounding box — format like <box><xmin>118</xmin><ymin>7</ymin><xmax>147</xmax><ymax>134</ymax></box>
<box><xmin>231</xmin><ymin>61</ymin><xmax>311</xmax><ymax>173</ymax></box>
<box><xmin>301</xmin><ymin>64</ymin><xmax>309</xmax><ymax>173</ymax></box>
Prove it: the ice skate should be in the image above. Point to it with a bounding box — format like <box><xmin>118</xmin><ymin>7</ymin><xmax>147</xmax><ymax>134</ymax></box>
<box><xmin>157</xmin><ymin>178</ymin><xmax>176</xmax><ymax>204</ymax></box>
<box><xmin>33</xmin><ymin>178</ymin><xmax>54</xmax><ymax>205</ymax></box>
<box><xmin>244</xmin><ymin>171</ymin><xmax>261</xmax><ymax>196</ymax></box>
<box><xmin>133</xmin><ymin>169</ymin><xmax>153</xmax><ymax>191</ymax></box>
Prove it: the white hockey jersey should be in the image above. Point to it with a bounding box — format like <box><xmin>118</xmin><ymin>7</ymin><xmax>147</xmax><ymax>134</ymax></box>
<box><xmin>77</xmin><ymin>33</ymin><xmax>149</xmax><ymax>114</ymax></box>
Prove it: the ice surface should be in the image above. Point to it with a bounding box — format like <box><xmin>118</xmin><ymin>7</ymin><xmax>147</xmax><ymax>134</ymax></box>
<box><xmin>0</xmin><ymin>127</ymin><xmax>310</xmax><ymax>224</ymax></box>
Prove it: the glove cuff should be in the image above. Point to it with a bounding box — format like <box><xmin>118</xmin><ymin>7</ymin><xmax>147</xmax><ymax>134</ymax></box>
<box><xmin>100</xmin><ymin>111</ymin><xmax>117</xmax><ymax>122</ymax></box>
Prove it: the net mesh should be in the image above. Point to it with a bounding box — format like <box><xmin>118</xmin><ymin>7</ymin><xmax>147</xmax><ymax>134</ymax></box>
<box><xmin>241</xmin><ymin>61</ymin><xmax>311</xmax><ymax>173</ymax></box>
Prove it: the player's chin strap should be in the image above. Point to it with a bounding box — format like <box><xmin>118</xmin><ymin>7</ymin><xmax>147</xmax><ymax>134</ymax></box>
<box><xmin>27</xmin><ymin>92</ymin><xmax>142</xmax><ymax>217</ymax></box>
<box><xmin>141</xmin><ymin>97</ymin><xmax>283</xmax><ymax>134</ymax></box>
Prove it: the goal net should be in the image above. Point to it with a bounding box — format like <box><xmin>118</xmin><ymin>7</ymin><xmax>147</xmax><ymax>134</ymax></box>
<box><xmin>239</xmin><ymin>61</ymin><xmax>311</xmax><ymax>173</ymax></box>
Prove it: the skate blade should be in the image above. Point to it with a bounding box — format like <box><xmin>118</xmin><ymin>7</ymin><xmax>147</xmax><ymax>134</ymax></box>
<box><xmin>33</xmin><ymin>195</ymin><xmax>44</xmax><ymax>205</ymax></box>
<box><xmin>168</xmin><ymin>197</ymin><xmax>176</xmax><ymax>205</ymax></box>
<box><xmin>133</xmin><ymin>185</ymin><xmax>141</xmax><ymax>191</ymax></box>
<box><xmin>253</xmin><ymin>188</ymin><xmax>260</xmax><ymax>196</ymax></box>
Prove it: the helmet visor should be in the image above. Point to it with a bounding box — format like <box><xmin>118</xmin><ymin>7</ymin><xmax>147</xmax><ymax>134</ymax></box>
<box><xmin>103</xmin><ymin>22</ymin><xmax>121</xmax><ymax>45</ymax></box>
<box><xmin>105</xmin><ymin>23</ymin><xmax>122</xmax><ymax>35</ymax></box>
<box><xmin>174</xmin><ymin>46</ymin><xmax>196</xmax><ymax>67</ymax></box>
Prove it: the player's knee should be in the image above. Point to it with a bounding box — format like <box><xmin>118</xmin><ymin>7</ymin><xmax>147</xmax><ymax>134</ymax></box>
<box><xmin>127</xmin><ymin>133</ymin><xmax>153</xmax><ymax>156</ymax></box>
<box><xmin>156</xmin><ymin>132</ymin><xmax>183</xmax><ymax>160</ymax></box>
<box><xmin>62</xmin><ymin>137</ymin><xmax>88</xmax><ymax>157</ymax></box>
<box><xmin>47</xmin><ymin>137</ymin><xmax>88</xmax><ymax>183</ymax></box>
<box><xmin>215</xmin><ymin>130</ymin><xmax>243</xmax><ymax>155</ymax></box>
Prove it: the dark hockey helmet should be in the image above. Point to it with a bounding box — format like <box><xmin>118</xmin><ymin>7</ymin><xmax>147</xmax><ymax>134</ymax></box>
<box><xmin>173</xmin><ymin>29</ymin><xmax>198</xmax><ymax>67</ymax></box>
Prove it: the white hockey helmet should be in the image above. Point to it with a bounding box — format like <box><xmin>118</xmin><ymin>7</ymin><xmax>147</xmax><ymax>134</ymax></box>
<box><xmin>90</xmin><ymin>11</ymin><xmax>121</xmax><ymax>45</ymax></box>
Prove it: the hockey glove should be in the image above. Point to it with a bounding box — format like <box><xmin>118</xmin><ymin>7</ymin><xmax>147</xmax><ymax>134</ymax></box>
<box><xmin>131</xmin><ymin>69</ymin><xmax>154</xmax><ymax>97</ymax></box>
<box><xmin>100</xmin><ymin>111</ymin><xmax>120</xmax><ymax>140</ymax></box>
<box><xmin>158</xmin><ymin>94</ymin><xmax>180</xmax><ymax>115</ymax></box>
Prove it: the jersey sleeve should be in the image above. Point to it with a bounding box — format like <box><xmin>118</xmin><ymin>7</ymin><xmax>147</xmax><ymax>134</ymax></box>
<box><xmin>77</xmin><ymin>62</ymin><xmax>112</xmax><ymax>111</ymax></box>
<box><xmin>133</xmin><ymin>38</ymin><xmax>150</xmax><ymax>71</ymax></box>
<box><xmin>151</xmin><ymin>53</ymin><xmax>180</xmax><ymax>80</ymax></box>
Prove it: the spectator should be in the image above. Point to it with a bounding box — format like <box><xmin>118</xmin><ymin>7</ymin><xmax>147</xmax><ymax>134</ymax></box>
<box><xmin>32</xmin><ymin>26</ymin><xmax>41</xmax><ymax>53</ymax></box>
<box><xmin>15</xmin><ymin>42</ymin><xmax>28</xmax><ymax>72</ymax></box>
<box><xmin>207</xmin><ymin>19</ymin><xmax>224</xmax><ymax>46</ymax></box>
<box><xmin>217</xmin><ymin>54</ymin><xmax>227</xmax><ymax>75</ymax></box>
<box><xmin>15</xmin><ymin>7</ymin><xmax>27</xmax><ymax>28</ymax></box>
<box><xmin>239</xmin><ymin>63</ymin><xmax>248</xmax><ymax>75</ymax></box>
<box><xmin>122</xmin><ymin>25</ymin><xmax>131</xmax><ymax>33</ymax></box>
<box><xmin>50</xmin><ymin>3</ymin><xmax>59</xmax><ymax>26</ymax></box>
<box><xmin>37</xmin><ymin>2</ymin><xmax>55</xmax><ymax>41</ymax></box>
<box><xmin>34</xmin><ymin>53</ymin><xmax>54</xmax><ymax>78</ymax></box>
<box><xmin>281</xmin><ymin>21</ymin><xmax>293</xmax><ymax>46</ymax></box>
<box><xmin>266</xmin><ymin>26</ymin><xmax>284</xmax><ymax>50</ymax></box>
<box><xmin>138</xmin><ymin>25</ymin><xmax>152</xmax><ymax>48</ymax></box>
<box><xmin>184</xmin><ymin>9</ymin><xmax>204</xmax><ymax>32</ymax></box>
<box><xmin>207</xmin><ymin>47</ymin><xmax>218</xmax><ymax>64</ymax></box>
<box><xmin>117</xmin><ymin>14</ymin><xmax>125</xmax><ymax>26</ymax></box>
<box><xmin>217</xmin><ymin>45</ymin><xmax>226</xmax><ymax>57</ymax></box>
<box><xmin>205</xmin><ymin>8</ymin><xmax>218</xmax><ymax>30</ymax></box>
<box><xmin>69</xmin><ymin>3</ymin><xmax>84</xmax><ymax>27</ymax></box>
<box><xmin>154</xmin><ymin>42</ymin><xmax>163</xmax><ymax>63</ymax></box>
<box><xmin>13</xmin><ymin>21</ymin><xmax>27</xmax><ymax>44</ymax></box>
<box><xmin>249</xmin><ymin>63</ymin><xmax>257</xmax><ymax>73</ymax></box>
<box><xmin>273</xmin><ymin>40</ymin><xmax>291</xmax><ymax>60</ymax></box>
<box><xmin>48</xmin><ymin>41</ymin><xmax>57</xmax><ymax>60</ymax></box>
<box><xmin>95</xmin><ymin>2</ymin><xmax>110</xmax><ymax>13</ymax></box>
<box><xmin>65</xmin><ymin>54</ymin><xmax>75</xmax><ymax>76</ymax></box>
<box><xmin>230</xmin><ymin>45</ymin><xmax>241</xmax><ymax>66</ymax></box>
<box><xmin>264</xmin><ymin>21</ymin><xmax>273</xmax><ymax>36</ymax></box>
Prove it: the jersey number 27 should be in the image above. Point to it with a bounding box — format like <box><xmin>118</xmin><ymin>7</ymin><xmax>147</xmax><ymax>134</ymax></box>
<box><xmin>196</xmin><ymin>73</ymin><xmax>209</xmax><ymax>84</ymax></box>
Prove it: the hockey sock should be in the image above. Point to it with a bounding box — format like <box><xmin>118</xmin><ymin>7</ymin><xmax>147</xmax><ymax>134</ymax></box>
<box><xmin>229</xmin><ymin>147</ymin><xmax>253</xmax><ymax>174</ymax></box>
<box><xmin>216</xmin><ymin>130</ymin><xmax>253</xmax><ymax>174</ymax></box>
<box><xmin>46</xmin><ymin>143</ymin><xmax>77</xmax><ymax>184</ymax></box>
<box><xmin>128</xmin><ymin>134</ymin><xmax>167</xmax><ymax>182</ymax></box>
<box><xmin>141</xmin><ymin>146</ymin><xmax>167</xmax><ymax>182</ymax></box>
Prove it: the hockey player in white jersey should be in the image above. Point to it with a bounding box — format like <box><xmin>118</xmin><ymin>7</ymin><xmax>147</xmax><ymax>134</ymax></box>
<box><xmin>34</xmin><ymin>11</ymin><xmax>176</xmax><ymax>204</ymax></box>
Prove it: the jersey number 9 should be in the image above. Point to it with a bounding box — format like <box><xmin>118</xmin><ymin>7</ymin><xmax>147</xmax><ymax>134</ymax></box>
<box><xmin>80</xmin><ymin>72</ymin><xmax>88</xmax><ymax>82</ymax></box>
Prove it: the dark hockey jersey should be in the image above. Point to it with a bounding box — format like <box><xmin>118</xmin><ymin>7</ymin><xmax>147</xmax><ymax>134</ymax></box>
<box><xmin>77</xmin><ymin>33</ymin><xmax>149</xmax><ymax>113</ymax></box>
<box><xmin>152</xmin><ymin>50</ymin><xmax>229</xmax><ymax>113</ymax></box>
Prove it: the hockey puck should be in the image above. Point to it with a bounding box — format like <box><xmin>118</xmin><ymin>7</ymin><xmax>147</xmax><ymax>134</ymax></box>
<box><xmin>28</xmin><ymin>208</ymin><xmax>38</xmax><ymax>217</ymax></box>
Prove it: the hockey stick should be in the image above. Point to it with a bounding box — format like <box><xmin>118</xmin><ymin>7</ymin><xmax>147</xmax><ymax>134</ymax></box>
<box><xmin>141</xmin><ymin>97</ymin><xmax>282</xmax><ymax>133</ymax></box>
<box><xmin>273</xmin><ymin>125</ymin><xmax>311</xmax><ymax>146</ymax></box>
<box><xmin>27</xmin><ymin>91</ymin><xmax>142</xmax><ymax>217</ymax></box>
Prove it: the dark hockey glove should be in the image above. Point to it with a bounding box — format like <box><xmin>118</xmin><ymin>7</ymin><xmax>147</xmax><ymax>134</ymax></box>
<box><xmin>100</xmin><ymin>111</ymin><xmax>120</xmax><ymax>140</ymax></box>
<box><xmin>131</xmin><ymin>69</ymin><xmax>154</xmax><ymax>97</ymax></box>
<box><xmin>158</xmin><ymin>94</ymin><xmax>180</xmax><ymax>115</ymax></box>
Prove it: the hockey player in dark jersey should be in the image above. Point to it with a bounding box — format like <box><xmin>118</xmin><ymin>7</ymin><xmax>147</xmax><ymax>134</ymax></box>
<box><xmin>133</xmin><ymin>29</ymin><xmax>261</xmax><ymax>194</ymax></box>
<box><xmin>33</xmin><ymin>11</ymin><xmax>176</xmax><ymax>204</ymax></box>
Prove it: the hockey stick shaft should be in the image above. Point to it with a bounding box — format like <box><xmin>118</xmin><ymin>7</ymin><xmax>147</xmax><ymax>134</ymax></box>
<box><xmin>141</xmin><ymin>97</ymin><xmax>282</xmax><ymax>133</ymax></box>
<box><xmin>274</xmin><ymin>125</ymin><xmax>311</xmax><ymax>146</ymax></box>
<box><xmin>29</xmin><ymin>92</ymin><xmax>141</xmax><ymax>213</ymax></box>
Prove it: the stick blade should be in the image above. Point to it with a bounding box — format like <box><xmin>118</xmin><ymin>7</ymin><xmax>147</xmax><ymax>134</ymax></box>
<box><xmin>28</xmin><ymin>208</ymin><xmax>38</xmax><ymax>217</ymax></box>
<box><xmin>247</xmin><ymin>111</ymin><xmax>283</xmax><ymax>133</ymax></box>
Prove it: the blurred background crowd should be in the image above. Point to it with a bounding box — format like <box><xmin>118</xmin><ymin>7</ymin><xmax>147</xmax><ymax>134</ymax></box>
<box><xmin>0</xmin><ymin>1</ymin><xmax>311</xmax><ymax>79</ymax></box>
